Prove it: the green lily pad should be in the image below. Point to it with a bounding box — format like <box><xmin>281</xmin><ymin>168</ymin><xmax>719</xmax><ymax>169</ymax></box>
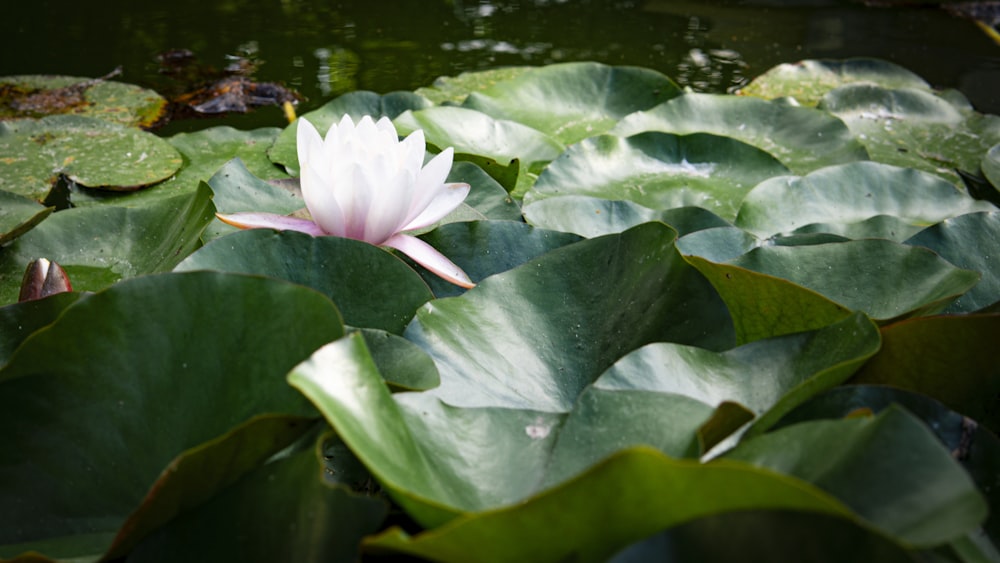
<box><xmin>725</xmin><ymin>406</ymin><xmax>987</xmax><ymax>547</ymax></box>
<box><xmin>685</xmin><ymin>255</ymin><xmax>855</xmax><ymax>345</ymax></box>
<box><xmin>0</xmin><ymin>184</ymin><xmax>214</xmax><ymax>306</ymax></box>
<box><xmin>201</xmin><ymin>157</ymin><xmax>304</xmax><ymax>242</ymax></box>
<box><xmin>361</xmin><ymin>329</ymin><xmax>440</xmax><ymax>391</ymax></box>
<box><xmin>405</xmin><ymin>222</ymin><xmax>734</xmax><ymax>411</ymax></box>
<box><xmin>524</xmin><ymin>195</ymin><xmax>733</xmax><ymax>239</ymax></box>
<box><xmin>448</xmin><ymin>161</ymin><xmax>523</xmax><ymax>222</ymax></box>
<box><xmin>290</xmin><ymin>333</ymin><xmax>852</xmax><ymax>558</ymax></box>
<box><xmin>852</xmin><ymin>313</ymin><xmax>1000</xmax><ymax>434</ymax></box>
<box><xmin>984</xmin><ymin>143</ymin><xmax>1000</xmax><ymax>188</ymax></box>
<box><xmin>175</xmin><ymin>229</ymin><xmax>433</xmax><ymax>335</ymax></box>
<box><xmin>411</xmin><ymin>220</ymin><xmax>583</xmax><ymax>298</ymax></box>
<box><xmin>0</xmin><ymin>74</ymin><xmax>168</xmax><ymax>128</ymax></box>
<box><xmin>612</xmin><ymin>93</ymin><xmax>868</xmax><ymax>174</ymax></box>
<box><xmin>675</xmin><ymin>226</ymin><xmax>760</xmax><ymax>262</ymax></box>
<box><xmin>525</xmin><ymin>132</ymin><xmax>789</xmax><ymax>221</ymax></box>
<box><xmin>905</xmin><ymin>211</ymin><xmax>1000</xmax><ymax>313</ymax></box>
<box><xmin>735</xmin><ymin>162</ymin><xmax>994</xmax><ymax>239</ymax></box>
<box><xmin>268</xmin><ymin>90</ymin><xmax>432</xmax><ymax>174</ymax></box>
<box><xmin>739</xmin><ymin>58</ymin><xmax>930</xmax><ymax>107</ymax></box>
<box><xmin>0</xmin><ymin>292</ymin><xmax>83</xmax><ymax>366</ymax></box>
<box><xmin>0</xmin><ymin>189</ymin><xmax>52</xmax><ymax>244</ymax></box>
<box><xmin>125</xmin><ymin>431</ymin><xmax>388</xmax><ymax>563</ymax></box>
<box><xmin>819</xmin><ymin>84</ymin><xmax>1000</xmax><ymax>187</ymax></box>
<box><xmin>461</xmin><ymin>62</ymin><xmax>682</xmax><ymax>145</ymax></box>
<box><xmin>776</xmin><ymin>384</ymin><xmax>1000</xmax><ymax>544</ymax></box>
<box><xmin>0</xmin><ymin>115</ymin><xmax>183</xmax><ymax>200</ymax></box>
<box><xmin>0</xmin><ymin>271</ymin><xmax>344</xmax><ymax>560</ymax></box>
<box><xmin>394</xmin><ymin>106</ymin><xmax>564</xmax><ymax>167</ymax></box>
<box><xmin>728</xmin><ymin>239</ymin><xmax>981</xmax><ymax>323</ymax></box>
<box><xmin>415</xmin><ymin>67</ymin><xmax>533</xmax><ymax>105</ymax></box>
<box><xmin>609</xmin><ymin>510</ymin><xmax>916</xmax><ymax>563</ymax></box>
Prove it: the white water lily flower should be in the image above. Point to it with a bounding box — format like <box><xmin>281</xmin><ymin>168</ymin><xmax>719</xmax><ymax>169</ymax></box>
<box><xmin>217</xmin><ymin>114</ymin><xmax>474</xmax><ymax>288</ymax></box>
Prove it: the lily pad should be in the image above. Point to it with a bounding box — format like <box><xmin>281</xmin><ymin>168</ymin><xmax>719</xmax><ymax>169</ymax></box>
<box><xmin>728</xmin><ymin>239</ymin><xmax>981</xmax><ymax>323</ymax></box>
<box><xmin>394</xmin><ymin>106</ymin><xmax>564</xmax><ymax>167</ymax></box>
<box><xmin>0</xmin><ymin>292</ymin><xmax>83</xmax><ymax>366</ymax></box>
<box><xmin>612</xmin><ymin>93</ymin><xmax>869</xmax><ymax>174</ymax></box>
<box><xmin>819</xmin><ymin>84</ymin><xmax>1000</xmax><ymax>186</ymax></box>
<box><xmin>404</xmin><ymin>222</ymin><xmax>734</xmax><ymax>412</ymax></box>
<box><xmin>175</xmin><ymin>229</ymin><xmax>433</xmax><ymax>335</ymax></box>
<box><xmin>984</xmin><ymin>143</ymin><xmax>1000</xmax><ymax>188</ymax></box>
<box><xmin>0</xmin><ymin>74</ymin><xmax>168</xmax><ymax>128</ymax></box>
<box><xmin>268</xmin><ymin>90</ymin><xmax>432</xmax><ymax>174</ymax></box>
<box><xmin>0</xmin><ymin>115</ymin><xmax>183</xmax><ymax>200</ymax></box>
<box><xmin>905</xmin><ymin>211</ymin><xmax>1000</xmax><ymax>313</ymax></box>
<box><xmin>414</xmin><ymin>66</ymin><xmax>532</xmax><ymax>105</ymax></box>
<box><xmin>852</xmin><ymin>313</ymin><xmax>1000</xmax><ymax>434</ymax></box>
<box><xmin>461</xmin><ymin>62</ymin><xmax>682</xmax><ymax>144</ymax></box>
<box><xmin>524</xmin><ymin>196</ymin><xmax>732</xmax><ymax>239</ymax></box>
<box><xmin>290</xmin><ymin>334</ymin><xmax>854</xmax><ymax>561</ymax></box>
<box><xmin>675</xmin><ymin>226</ymin><xmax>760</xmax><ymax>262</ymax></box>
<box><xmin>735</xmin><ymin>162</ymin><xmax>994</xmax><ymax>239</ymax></box>
<box><xmin>0</xmin><ymin>189</ymin><xmax>52</xmax><ymax>244</ymax></box>
<box><xmin>724</xmin><ymin>406</ymin><xmax>987</xmax><ymax>547</ymax></box>
<box><xmin>0</xmin><ymin>184</ymin><xmax>214</xmax><ymax>305</ymax></box>
<box><xmin>525</xmin><ymin>132</ymin><xmax>789</xmax><ymax>221</ymax></box>
<box><xmin>739</xmin><ymin>58</ymin><xmax>930</xmax><ymax>107</ymax></box>
<box><xmin>0</xmin><ymin>271</ymin><xmax>345</xmax><ymax>560</ymax></box>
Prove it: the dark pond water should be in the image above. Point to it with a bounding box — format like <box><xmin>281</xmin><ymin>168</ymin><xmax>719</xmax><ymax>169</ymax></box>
<box><xmin>4</xmin><ymin>0</ymin><xmax>999</xmax><ymax>131</ymax></box>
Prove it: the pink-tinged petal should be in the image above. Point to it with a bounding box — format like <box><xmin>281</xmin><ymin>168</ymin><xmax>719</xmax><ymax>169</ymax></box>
<box><xmin>402</xmin><ymin>182</ymin><xmax>471</xmax><ymax>232</ymax></box>
<box><xmin>383</xmin><ymin>233</ymin><xmax>475</xmax><ymax>289</ymax></box>
<box><xmin>215</xmin><ymin>212</ymin><xmax>327</xmax><ymax>236</ymax></box>
<box><xmin>405</xmin><ymin>148</ymin><xmax>456</xmax><ymax>224</ymax></box>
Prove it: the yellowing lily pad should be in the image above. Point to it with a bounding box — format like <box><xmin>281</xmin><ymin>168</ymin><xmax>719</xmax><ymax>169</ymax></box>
<box><xmin>0</xmin><ymin>74</ymin><xmax>168</xmax><ymax>129</ymax></box>
<box><xmin>0</xmin><ymin>115</ymin><xmax>183</xmax><ymax>201</ymax></box>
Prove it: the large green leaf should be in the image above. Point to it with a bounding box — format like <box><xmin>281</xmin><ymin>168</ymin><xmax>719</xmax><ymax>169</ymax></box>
<box><xmin>0</xmin><ymin>74</ymin><xmax>168</xmax><ymax>128</ymax></box>
<box><xmin>448</xmin><ymin>161</ymin><xmax>523</xmax><ymax>222</ymax></box>
<box><xmin>725</xmin><ymin>406</ymin><xmax>987</xmax><ymax>547</ymax></box>
<box><xmin>612</xmin><ymin>93</ymin><xmax>868</xmax><ymax>174</ymax></box>
<box><xmin>290</xmin><ymin>334</ymin><xmax>853</xmax><ymax>561</ymax></box>
<box><xmin>820</xmin><ymin>84</ymin><xmax>1000</xmax><ymax>186</ymax></box>
<box><xmin>852</xmin><ymin>313</ymin><xmax>1000</xmax><ymax>434</ymax></box>
<box><xmin>525</xmin><ymin>132</ymin><xmax>789</xmax><ymax>221</ymax></box>
<box><xmin>0</xmin><ymin>115</ymin><xmax>182</xmax><ymax>200</ymax></box>
<box><xmin>776</xmin><ymin>385</ymin><xmax>1000</xmax><ymax>545</ymax></box>
<box><xmin>461</xmin><ymin>62</ymin><xmax>682</xmax><ymax>144</ymax></box>
<box><xmin>0</xmin><ymin>184</ymin><xmax>215</xmax><ymax>305</ymax></box>
<box><xmin>126</xmin><ymin>431</ymin><xmax>387</xmax><ymax>563</ymax></box>
<box><xmin>0</xmin><ymin>189</ymin><xmax>51</xmax><ymax>244</ymax></box>
<box><xmin>268</xmin><ymin>91</ymin><xmax>432</xmax><ymax>174</ymax></box>
<box><xmin>728</xmin><ymin>239</ymin><xmax>981</xmax><ymax>323</ymax></box>
<box><xmin>394</xmin><ymin>106</ymin><xmax>564</xmax><ymax>167</ymax></box>
<box><xmin>594</xmin><ymin>313</ymin><xmax>880</xmax><ymax>441</ymax></box>
<box><xmin>523</xmin><ymin>195</ymin><xmax>732</xmax><ymax>239</ymax></box>
<box><xmin>0</xmin><ymin>292</ymin><xmax>82</xmax><ymax>366</ymax></box>
<box><xmin>0</xmin><ymin>271</ymin><xmax>345</xmax><ymax>560</ymax></box>
<box><xmin>984</xmin><ymin>143</ymin><xmax>1000</xmax><ymax>189</ymax></box>
<box><xmin>410</xmin><ymin>220</ymin><xmax>583</xmax><ymax>298</ymax></box>
<box><xmin>609</xmin><ymin>510</ymin><xmax>918</xmax><ymax>563</ymax></box>
<box><xmin>905</xmin><ymin>211</ymin><xmax>1000</xmax><ymax>313</ymax></box>
<box><xmin>414</xmin><ymin>66</ymin><xmax>532</xmax><ymax>105</ymax></box>
<box><xmin>405</xmin><ymin>222</ymin><xmax>734</xmax><ymax>412</ymax></box>
<box><xmin>739</xmin><ymin>58</ymin><xmax>930</xmax><ymax>107</ymax></box>
<box><xmin>175</xmin><ymin>229</ymin><xmax>433</xmax><ymax>334</ymax></box>
<box><xmin>735</xmin><ymin>162</ymin><xmax>994</xmax><ymax>239</ymax></box>
<box><xmin>685</xmin><ymin>255</ymin><xmax>854</xmax><ymax>344</ymax></box>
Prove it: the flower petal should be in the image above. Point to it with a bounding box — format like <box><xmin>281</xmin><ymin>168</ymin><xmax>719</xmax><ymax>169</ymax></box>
<box><xmin>296</xmin><ymin>117</ymin><xmax>323</xmax><ymax>173</ymax></box>
<box><xmin>404</xmin><ymin>148</ymin><xmax>457</xmax><ymax>225</ymax></box>
<box><xmin>383</xmin><ymin>233</ymin><xmax>475</xmax><ymax>289</ymax></box>
<box><xmin>402</xmin><ymin>182</ymin><xmax>471</xmax><ymax>232</ymax></box>
<box><xmin>215</xmin><ymin>212</ymin><xmax>327</xmax><ymax>236</ymax></box>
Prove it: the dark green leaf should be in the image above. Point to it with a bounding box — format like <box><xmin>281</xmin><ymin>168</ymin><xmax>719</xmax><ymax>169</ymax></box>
<box><xmin>0</xmin><ymin>292</ymin><xmax>82</xmax><ymax>366</ymax></box>
<box><xmin>0</xmin><ymin>189</ymin><xmax>52</xmax><ymax>244</ymax></box>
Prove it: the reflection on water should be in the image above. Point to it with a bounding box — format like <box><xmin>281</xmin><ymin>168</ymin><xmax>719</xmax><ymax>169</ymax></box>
<box><xmin>3</xmin><ymin>0</ymin><xmax>997</xmax><ymax>132</ymax></box>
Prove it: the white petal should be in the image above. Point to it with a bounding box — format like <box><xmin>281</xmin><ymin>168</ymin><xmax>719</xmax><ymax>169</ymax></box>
<box><xmin>301</xmin><ymin>160</ymin><xmax>347</xmax><ymax>237</ymax></box>
<box><xmin>295</xmin><ymin>118</ymin><xmax>322</xmax><ymax>173</ymax></box>
<box><xmin>215</xmin><ymin>212</ymin><xmax>327</xmax><ymax>236</ymax></box>
<box><xmin>383</xmin><ymin>234</ymin><xmax>475</xmax><ymax>289</ymax></box>
<box><xmin>401</xmin><ymin>182</ymin><xmax>471</xmax><ymax>231</ymax></box>
<box><xmin>404</xmin><ymin>148</ymin><xmax>456</xmax><ymax>225</ymax></box>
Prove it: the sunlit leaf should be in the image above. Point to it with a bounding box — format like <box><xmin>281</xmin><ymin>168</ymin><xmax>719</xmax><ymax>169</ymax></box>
<box><xmin>524</xmin><ymin>195</ymin><xmax>732</xmax><ymax>239</ymax></box>
<box><xmin>739</xmin><ymin>58</ymin><xmax>930</xmax><ymax>107</ymax></box>
<box><xmin>612</xmin><ymin>93</ymin><xmax>868</xmax><ymax>174</ymax></box>
<box><xmin>735</xmin><ymin>162</ymin><xmax>993</xmax><ymax>239</ymax></box>
<box><xmin>462</xmin><ymin>62</ymin><xmax>682</xmax><ymax>144</ymax></box>
<box><xmin>0</xmin><ymin>189</ymin><xmax>52</xmax><ymax>244</ymax></box>
<box><xmin>414</xmin><ymin>66</ymin><xmax>533</xmax><ymax>105</ymax></box>
<box><xmin>525</xmin><ymin>132</ymin><xmax>789</xmax><ymax>221</ymax></box>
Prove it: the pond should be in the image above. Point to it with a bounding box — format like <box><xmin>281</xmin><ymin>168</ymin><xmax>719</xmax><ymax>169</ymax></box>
<box><xmin>4</xmin><ymin>0</ymin><xmax>998</xmax><ymax>132</ymax></box>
